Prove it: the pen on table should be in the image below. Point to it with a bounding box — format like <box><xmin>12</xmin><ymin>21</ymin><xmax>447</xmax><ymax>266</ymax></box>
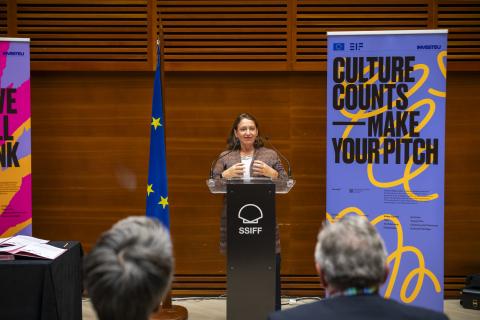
<box><xmin>63</xmin><ymin>242</ymin><xmax>69</xmax><ymax>248</ymax></box>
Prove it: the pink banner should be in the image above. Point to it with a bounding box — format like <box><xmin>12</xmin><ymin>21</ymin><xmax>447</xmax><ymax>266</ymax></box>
<box><xmin>0</xmin><ymin>38</ymin><xmax>31</xmax><ymax>237</ymax></box>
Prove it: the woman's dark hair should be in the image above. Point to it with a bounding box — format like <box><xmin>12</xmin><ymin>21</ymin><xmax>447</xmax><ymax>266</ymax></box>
<box><xmin>227</xmin><ymin>113</ymin><xmax>265</xmax><ymax>150</ymax></box>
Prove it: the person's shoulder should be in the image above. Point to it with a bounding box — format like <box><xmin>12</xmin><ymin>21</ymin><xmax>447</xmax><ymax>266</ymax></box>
<box><xmin>219</xmin><ymin>149</ymin><xmax>238</xmax><ymax>158</ymax></box>
<box><xmin>403</xmin><ymin>304</ymin><xmax>448</xmax><ymax>320</ymax></box>
<box><xmin>268</xmin><ymin>300</ymin><xmax>326</xmax><ymax>320</ymax></box>
<box><xmin>257</xmin><ymin>147</ymin><xmax>277</xmax><ymax>156</ymax></box>
<box><xmin>382</xmin><ymin>298</ymin><xmax>449</xmax><ymax>320</ymax></box>
<box><xmin>220</xmin><ymin>150</ymin><xmax>231</xmax><ymax>156</ymax></box>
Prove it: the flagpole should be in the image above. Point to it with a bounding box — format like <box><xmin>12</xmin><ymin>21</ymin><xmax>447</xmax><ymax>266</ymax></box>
<box><xmin>151</xmin><ymin>292</ymin><xmax>188</xmax><ymax>320</ymax></box>
<box><xmin>149</xmin><ymin>30</ymin><xmax>188</xmax><ymax>320</ymax></box>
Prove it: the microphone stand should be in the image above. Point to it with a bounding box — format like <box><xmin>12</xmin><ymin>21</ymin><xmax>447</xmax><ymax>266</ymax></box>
<box><xmin>209</xmin><ymin>139</ymin><xmax>240</xmax><ymax>181</ymax></box>
<box><xmin>264</xmin><ymin>136</ymin><xmax>292</xmax><ymax>179</ymax></box>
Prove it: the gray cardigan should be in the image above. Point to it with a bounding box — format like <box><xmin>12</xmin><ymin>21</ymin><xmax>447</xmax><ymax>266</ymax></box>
<box><xmin>212</xmin><ymin>147</ymin><xmax>287</xmax><ymax>254</ymax></box>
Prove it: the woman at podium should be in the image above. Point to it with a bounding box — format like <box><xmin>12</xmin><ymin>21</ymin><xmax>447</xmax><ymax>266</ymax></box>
<box><xmin>212</xmin><ymin>113</ymin><xmax>287</xmax><ymax>310</ymax></box>
<box><xmin>213</xmin><ymin>113</ymin><xmax>287</xmax><ymax>181</ymax></box>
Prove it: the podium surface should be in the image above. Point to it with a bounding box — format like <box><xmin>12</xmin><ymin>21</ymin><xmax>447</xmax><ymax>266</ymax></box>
<box><xmin>208</xmin><ymin>178</ymin><xmax>294</xmax><ymax>320</ymax></box>
<box><xmin>207</xmin><ymin>177</ymin><xmax>295</xmax><ymax>194</ymax></box>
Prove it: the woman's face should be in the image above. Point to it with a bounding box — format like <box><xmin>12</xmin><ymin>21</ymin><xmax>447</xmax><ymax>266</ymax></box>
<box><xmin>235</xmin><ymin>118</ymin><xmax>258</xmax><ymax>149</ymax></box>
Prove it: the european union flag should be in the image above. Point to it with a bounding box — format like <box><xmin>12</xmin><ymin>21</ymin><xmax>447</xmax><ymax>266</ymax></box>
<box><xmin>146</xmin><ymin>45</ymin><xmax>170</xmax><ymax>229</ymax></box>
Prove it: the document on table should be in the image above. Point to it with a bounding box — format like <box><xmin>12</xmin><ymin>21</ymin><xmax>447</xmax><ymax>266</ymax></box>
<box><xmin>0</xmin><ymin>236</ymin><xmax>65</xmax><ymax>259</ymax></box>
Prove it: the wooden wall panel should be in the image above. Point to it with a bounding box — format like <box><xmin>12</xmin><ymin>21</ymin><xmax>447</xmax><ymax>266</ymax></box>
<box><xmin>2</xmin><ymin>0</ymin><xmax>480</xmax><ymax>71</ymax></box>
<box><xmin>0</xmin><ymin>1</ymin><xmax>7</xmax><ymax>36</ymax></box>
<box><xmin>30</xmin><ymin>71</ymin><xmax>480</xmax><ymax>298</ymax></box>
<box><xmin>16</xmin><ymin>0</ymin><xmax>154</xmax><ymax>70</ymax></box>
<box><xmin>31</xmin><ymin>72</ymin><xmax>153</xmax><ymax>250</ymax></box>
<box><xmin>294</xmin><ymin>0</ymin><xmax>431</xmax><ymax>70</ymax></box>
<box><xmin>437</xmin><ymin>0</ymin><xmax>480</xmax><ymax>70</ymax></box>
<box><xmin>157</xmin><ymin>0</ymin><xmax>290</xmax><ymax>71</ymax></box>
<box><xmin>444</xmin><ymin>72</ymin><xmax>480</xmax><ymax>275</ymax></box>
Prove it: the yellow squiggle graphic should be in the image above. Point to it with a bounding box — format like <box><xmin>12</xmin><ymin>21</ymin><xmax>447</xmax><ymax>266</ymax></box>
<box><xmin>334</xmin><ymin>56</ymin><xmax>445</xmax><ymax>201</ymax></box>
<box><xmin>336</xmin><ymin>63</ymin><xmax>428</xmax><ymax>147</ymax></box>
<box><xmin>428</xmin><ymin>51</ymin><xmax>447</xmax><ymax>98</ymax></box>
<box><xmin>326</xmin><ymin>207</ymin><xmax>441</xmax><ymax>303</ymax></box>
<box><xmin>339</xmin><ymin>64</ymin><xmax>429</xmax><ymax>123</ymax></box>
<box><xmin>437</xmin><ymin>51</ymin><xmax>447</xmax><ymax>78</ymax></box>
<box><xmin>402</xmin><ymin>151</ymin><xmax>439</xmax><ymax>202</ymax></box>
<box><xmin>0</xmin><ymin>218</ymin><xmax>32</xmax><ymax>237</ymax></box>
<box><xmin>428</xmin><ymin>89</ymin><xmax>445</xmax><ymax>98</ymax></box>
<box><xmin>369</xmin><ymin>98</ymin><xmax>436</xmax><ymax>156</ymax></box>
<box><xmin>366</xmin><ymin>98</ymin><xmax>438</xmax><ymax>201</ymax></box>
<box><xmin>0</xmin><ymin>119</ymin><xmax>32</xmax><ymax>216</ymax></box>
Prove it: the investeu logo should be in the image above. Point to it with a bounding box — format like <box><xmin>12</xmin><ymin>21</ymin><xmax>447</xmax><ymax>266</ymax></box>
<box><xmin>2</xmin><ymin>51</ymin><xmax>25</xmax><ymax>56</ymax></box>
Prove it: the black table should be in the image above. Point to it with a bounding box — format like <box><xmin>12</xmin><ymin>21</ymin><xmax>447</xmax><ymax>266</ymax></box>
<box><xmin>0</xmin><ymin>241</ymin><xmax>83</xmax><ymax>320</ymax></box>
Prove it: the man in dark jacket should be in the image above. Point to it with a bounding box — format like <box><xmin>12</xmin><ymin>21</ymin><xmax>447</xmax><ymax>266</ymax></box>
<box><xmin>268</xmin><ymin>215</ymin><xmax>448</xmax><ymax>320</ymax></box>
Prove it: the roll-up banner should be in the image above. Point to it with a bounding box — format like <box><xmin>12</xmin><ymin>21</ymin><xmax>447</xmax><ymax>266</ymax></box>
<box><xmin>326</xmin><ymin>30</ymin><xmax>447</xmax><ymax>311</ymax></box>
<box><xmin>0</xmin><ymin>38</ymin><xmax>31</xmax><ymax>237</ymax></box>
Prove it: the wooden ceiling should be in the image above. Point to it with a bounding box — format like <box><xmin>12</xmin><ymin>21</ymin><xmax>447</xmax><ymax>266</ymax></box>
<box><xmin>1</xmin><ymin>0</ymin><xmax>479</xmax><ymax>71</ymax></box>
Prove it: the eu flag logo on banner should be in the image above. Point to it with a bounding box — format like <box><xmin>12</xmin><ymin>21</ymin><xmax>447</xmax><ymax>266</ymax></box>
<box><xmin>146</xmin><ymin>45</ymin><xmax>170</xmax><ymax>229</ymax></box>
<box><xmin>333</xmin><ymin>43</ymin><xmax>345</xmax><ymax>51</ymax></box>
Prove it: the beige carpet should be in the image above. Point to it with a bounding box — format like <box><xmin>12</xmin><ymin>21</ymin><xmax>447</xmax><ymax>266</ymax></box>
<box><xmin>82</xmin><ymin>297</ymin><xmax>479</xmax><ymax>320</ymax></box>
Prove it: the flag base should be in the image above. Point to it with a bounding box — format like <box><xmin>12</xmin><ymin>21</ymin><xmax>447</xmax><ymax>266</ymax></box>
<box><xmin>150</xmin><ymin>305</ymin><xmax>188</xmax><ymax>320</ymax></box>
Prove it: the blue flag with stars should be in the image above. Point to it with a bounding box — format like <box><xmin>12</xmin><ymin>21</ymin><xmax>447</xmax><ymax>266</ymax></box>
<box><xmin>146</xmin><ymin>45</ymin><xmax>170</xmax><ymax>229</ymax></box>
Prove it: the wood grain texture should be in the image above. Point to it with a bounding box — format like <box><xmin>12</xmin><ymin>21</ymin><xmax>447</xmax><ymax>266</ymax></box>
<box><xmin>29</xmin><ymin>71</ymin><xmax>480</xmax><ymax>297</ymax></box>
<box><xmin>2</xmin><ymin>0</ymin><xmax>480</xmax><ymax>70</ymax></box>
<box><xmin>15</xmin><ymin>0</ymin><xmax>154</xmax><ymax>70</ymax></box>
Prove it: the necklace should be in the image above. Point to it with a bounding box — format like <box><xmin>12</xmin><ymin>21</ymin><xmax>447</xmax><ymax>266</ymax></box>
<box><xmin>240</xmin><ymin>150</ymin><xmax>254</xmax><ymax>157</ymax></box>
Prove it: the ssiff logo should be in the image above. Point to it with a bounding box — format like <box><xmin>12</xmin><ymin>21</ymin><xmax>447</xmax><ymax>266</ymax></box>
<box><xmin>238</xmin><ymin>204</ymin><xmax>263</xmax><ymax>235</ymax></box>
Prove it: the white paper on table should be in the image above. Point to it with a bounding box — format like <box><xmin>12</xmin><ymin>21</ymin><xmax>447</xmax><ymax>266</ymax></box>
<box><xmin>0</xmin><ymin>237</ymin><xmax>12</xmax><ymax>245</ymax></box>
<box><xmin>0</xmin><ymin>235</ymin><xmax>49</xmax><ymax>247</ymax></box>
<box><xmin>10</xmin><ymin>243</ymin><xmax>66</xmax><ymax>260</ymax></box>
<box><xmin>0</xmin><ymin>244</ymin><xmax>25</xmax><ymax>252</ymax></box>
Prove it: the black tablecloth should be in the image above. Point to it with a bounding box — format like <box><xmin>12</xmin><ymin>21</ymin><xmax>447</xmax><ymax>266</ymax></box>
<box><xmin>0</xmin><ymin>241</ymin><xmax>83</xmax><ymax>320</ymax></box>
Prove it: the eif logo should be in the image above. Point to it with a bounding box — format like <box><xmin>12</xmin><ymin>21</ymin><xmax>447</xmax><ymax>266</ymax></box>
<box><xmin>349</xmin><ymin>43</ymin><xmax>364</xmax><ymax>51</ymax></box>
<box><xmin>333</xmin><ymin>43</ymin><xmax>345</xmax><ymax>51</ymax></box>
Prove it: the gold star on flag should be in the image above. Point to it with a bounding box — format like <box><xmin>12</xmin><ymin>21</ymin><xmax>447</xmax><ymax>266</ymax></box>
<box><xmin>147</xmin><ymin>184</ymin><xmax>154</xmax><ymax>196</ymax></box>
<box><xmin>151</xmin><ymin>117</ymin><xmax>162</xmax><ymax>130</ymax></box>
<box><xmin>158</xmin><ymin>196</ymin><xmax>169</xmax><ymax>209</ymax></box>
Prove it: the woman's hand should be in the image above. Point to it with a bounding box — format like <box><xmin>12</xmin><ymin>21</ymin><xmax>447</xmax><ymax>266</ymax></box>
<box><xmin>222</xmin><ymin>163</ymin><xmax>245</xmax><ymax>179</ymax></box>
<box><xmin>252</xmin><ymin>160</ymin><xmax>278</xmax><ymax>178</ymax></box>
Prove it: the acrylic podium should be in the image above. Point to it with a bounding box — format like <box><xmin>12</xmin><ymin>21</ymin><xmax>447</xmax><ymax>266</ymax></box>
<box><xmin>207</xmin><ymin>177</ymin><xmax>295</xmax><ymax>320</ymax></box>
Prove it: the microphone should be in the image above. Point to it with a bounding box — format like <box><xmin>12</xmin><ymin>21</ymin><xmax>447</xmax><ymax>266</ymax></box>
<box><xmin>264</xmin><ymin>136</ymin><xmax>292</xmax><ymax>179</ymax></box>
<box><xmin>209</xmin><ymin>139</ymin><xmax>239</xmax><ymax>179</ymax></box>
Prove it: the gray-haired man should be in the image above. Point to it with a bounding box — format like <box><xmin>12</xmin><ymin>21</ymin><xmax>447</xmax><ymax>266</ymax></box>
<box><xmin>84</xmin><ymin>216</ymin><xmax>173</xmax><ymax>320</ymax></box>
<box><xmin>269</xmin><ymin>215</ymin><xmax>448</xmax><ymax>320</ymax></box>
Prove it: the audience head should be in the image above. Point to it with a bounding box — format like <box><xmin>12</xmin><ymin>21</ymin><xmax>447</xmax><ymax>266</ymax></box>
<box><xmin>84</xmin><ymin>216</ymin><xmax>173</xmax><ymax>320</ymax></box>
<box><xmin>314</xmin><ymin>215</ymin><xmax>388</xmax><ymax>293</ymax></box>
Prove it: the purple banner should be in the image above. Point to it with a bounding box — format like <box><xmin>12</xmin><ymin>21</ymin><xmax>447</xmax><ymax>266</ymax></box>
<box><xmin>327</xmin><ymin>30</ymin><xmax>447</xmax><ymax>311</ymax></box>
<box><xmin>0</xmin><ymin>38</ymin><xmax>31</xmax><ymax>237</ymax></box>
